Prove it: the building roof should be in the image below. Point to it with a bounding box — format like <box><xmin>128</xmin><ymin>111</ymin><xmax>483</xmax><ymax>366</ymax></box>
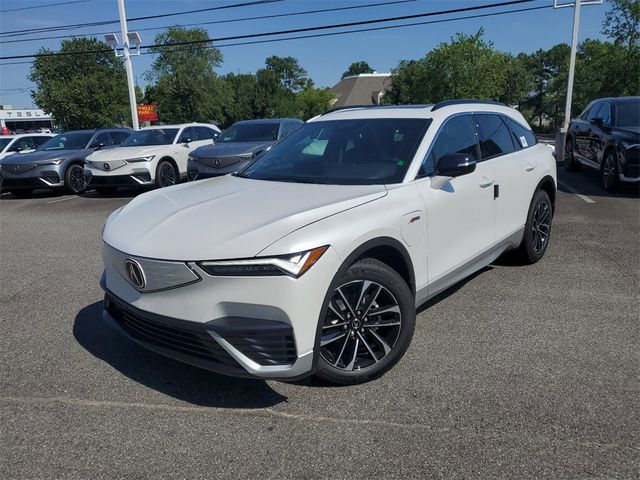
<box><xmin>330</xmin><ymin>73</ymin><xmax>392</xmax><ymax>108</ymax></box>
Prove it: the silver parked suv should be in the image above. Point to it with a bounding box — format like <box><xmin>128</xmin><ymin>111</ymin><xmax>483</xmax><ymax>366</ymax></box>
<box><xmin>0</xmin><ymin>128</ymin><xmax>132</xmax><ymax>196</ymax></box>
<box><xmin>187</xmin><ymin>118</ymin><xmax>303</xmax><ymax>181</ymax></box>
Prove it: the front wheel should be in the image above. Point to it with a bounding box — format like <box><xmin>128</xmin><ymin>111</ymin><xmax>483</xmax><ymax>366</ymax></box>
<box><xmin>564</xmin><ymin>138</ymin><xmax>580</xmax><ymax>171</ymax></box>
<box><xmin>514</xmin><ymin>190</ymin><xmax>553</xmax><ymax>265</ymax></box>
<box><xmin>315</xmin><ymin>258</ymin><xmax>415</xmax><ymax>385</ymax></box>
<box><xmin>65</xmin><ymin>164</ymin><xmax>87</xmax><ymax>194</ymax></box>
<box><xmin>155</xmin><ymin>160</ymin><xmax>178</xmax><ymax>188</ymax></box>
<box><xmin>602</xmin><ymin>150</ymin><xmax>620</xmax><ymax>192</ymax></box>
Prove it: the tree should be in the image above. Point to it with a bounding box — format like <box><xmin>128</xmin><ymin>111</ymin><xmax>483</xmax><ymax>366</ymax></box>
<box><xmin>341</xmin><ymin>61</ymin><xmax>375</xmax><ymax>79</ymax></box>
<box><xmin>145</xmin><ymin>26</ymin><xmax>225</xmax><ymax>124</ymax></box>
<box><xmin>28</xmin><ymin>38</ymin><xmax>130</xmax><ymax>130</ymax></box>
<box><xmin>263</xmin><ymin>56</ymin><xmax>308</xmax><ymax>91</ymax></box>
<box><xmin>296</xmin><ymin>84</ymin><xmax>334</xmax><ymax>120</ymax></box>
<box><xmin>386</xmin><ymin>30</ymin><xmax>529</xmax><ymax>106</ymax></box>
<box><xmin>602</xmin><ymin>0</ymin><xmax>640</xmax><ymax>52</ymax></box>
<box><xmin>218</xmin><ymin>73</ymin><xmax>259</xmax><ymax>126</ymax></box>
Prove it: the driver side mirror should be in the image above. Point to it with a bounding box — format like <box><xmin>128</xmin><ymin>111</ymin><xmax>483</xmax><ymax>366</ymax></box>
<box><xmin>213</xmin><ymin>133</ymin><xmax>219</xmax><ymax>140</ymax></box>
<box><xmin>590</xmin><ymin>117</ymin><xmax>605</xmax><ymax>127</ymax></box>
<box><xmin>182</xmin><ymin>137</ymin><xmax>192</xmax><ymax>144</ymax></box>
<box><xmin>431</xmin><ymin>153</ymin><xmax>477</xmax><ymax>189</ymax></box>
<box><xmin>91</xmin><ymin>142</ymin><xmax>105</xmax><ymax>150</ymax></box>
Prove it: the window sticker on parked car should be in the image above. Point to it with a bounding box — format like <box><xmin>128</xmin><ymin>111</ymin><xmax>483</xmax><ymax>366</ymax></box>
<box><xmin>519</xmin><ymin>136</ymin><xmax>528</xmax><ymax>148</ymax></box>
<box><xmin>302</xmin><ymin>139</ymin><xmax>328</xmax><ymax>156</ymax></box>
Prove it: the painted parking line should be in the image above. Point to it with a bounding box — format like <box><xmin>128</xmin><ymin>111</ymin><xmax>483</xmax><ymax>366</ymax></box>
<box><xmin>558</xmin><ymin>181</ymin><xmax>596</xmax><ymax>204</ymax></box>
<box><xmin>46</xmin><ymin>195</ymin><xmax>76</xmax><ymax>204</ymax></box>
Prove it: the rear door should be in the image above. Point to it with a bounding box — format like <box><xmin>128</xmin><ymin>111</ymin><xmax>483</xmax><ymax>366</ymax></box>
<box><xmin>575</xmin><ymin>103</ymin><xmax>602</xmax><ymax>164</ymax></box>
<box><xmin>589</xmin><ymin>101</ymin><xmax>611</xmax><ymax>167</ymax></box>
<box><xmin>417</xmin><ymin>114</ymin><xmax>496</xmax><ymax>287</ymax></box>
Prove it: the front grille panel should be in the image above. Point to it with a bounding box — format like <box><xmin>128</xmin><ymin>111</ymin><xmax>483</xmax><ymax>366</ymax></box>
<box><xmin>105</xmin><ymin>294</ymin><xmax>239</xmax><ymax>368</ymax></box>
<box><xmin>216</xmin><ymin>326</ymin><xmax>297</xmax><ymax>366</ymax></box>
<box><xmin>1</xmin><ymin>163</ymin><xmax>36</xmax><ymax>174</ymax></box>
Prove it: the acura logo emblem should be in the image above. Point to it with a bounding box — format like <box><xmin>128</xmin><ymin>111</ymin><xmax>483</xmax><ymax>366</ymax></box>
<box><xmin>13</xmin><ymin>165</ymin><xmax>20</xmax><ymax>173</ymax></box>
<box><xmin>103</xmin><ymin>163</ymin><xmax>111</xmax><ymax>171</ymax></box>
<box><xmin>124</xmin><ymin>259</ymin><xmax>145</xmax><ymax>289</ymax></box>
<box><xmin>214</xmin><ymin>159</ymin><xmax>221</xmax><ymax>168</ymax></box>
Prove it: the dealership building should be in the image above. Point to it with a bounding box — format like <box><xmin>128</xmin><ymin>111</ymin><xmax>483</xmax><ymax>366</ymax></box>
<box><xmin>0</xmin><ymin>105</ymin><xmax>53</xmax><ymax>132</ymax></box>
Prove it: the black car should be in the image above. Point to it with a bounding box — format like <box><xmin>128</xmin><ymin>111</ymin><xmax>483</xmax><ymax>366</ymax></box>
<box><xmin>565</xmin><ymin>97</ymin><xmax>639</xmax><ymax>191</ymax></box>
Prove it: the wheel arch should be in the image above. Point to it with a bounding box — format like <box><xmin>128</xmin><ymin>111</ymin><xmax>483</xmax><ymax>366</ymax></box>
<box><xmin>158</xmin><ymin>156</ymin><xmax>179</xmax><ymax>174</ymax></box>
<box><xmin>536</xmin><ymin>175</ymin><xmax>557</xmax><ymax>213</ymax></box>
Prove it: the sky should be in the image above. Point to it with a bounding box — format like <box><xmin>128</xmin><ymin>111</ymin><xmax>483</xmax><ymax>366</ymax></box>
<box><xmin>0</xmin><ymin>0</ymin><xmax>612</xmax><ymax>108</ymax></box>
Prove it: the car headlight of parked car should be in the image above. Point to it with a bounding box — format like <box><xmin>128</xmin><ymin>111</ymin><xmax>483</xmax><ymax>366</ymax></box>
<box><xmin>127</xmin><ymin>155</ymin><xmax>155</xmax><ymax>163</ymax></box>
<box><xmin>197</xmin><ymin>246</ymin><xmax>328</xmax><ymax>278</ymax></box>
<box><xmin>35</xmin><ymin>158</ymin><xmax>65</xmax><ymax>166</ymax></box>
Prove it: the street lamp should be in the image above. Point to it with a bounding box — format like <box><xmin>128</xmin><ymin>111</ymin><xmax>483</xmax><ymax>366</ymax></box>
<box><xmin>104</xmin><ymin>0</ymin><xmax>141</xmax><ymax>130</ymax></box>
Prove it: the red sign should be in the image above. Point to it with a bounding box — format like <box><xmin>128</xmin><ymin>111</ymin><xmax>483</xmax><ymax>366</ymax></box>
<box><xmin>137</xmin><ymin>104</ymin><xmax>158</xmax><ymax>122</ymax></box>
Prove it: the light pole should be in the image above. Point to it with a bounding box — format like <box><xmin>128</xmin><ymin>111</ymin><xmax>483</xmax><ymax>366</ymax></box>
<box><xmin>554</xmin><ymin>0</ymin><xmax>602</xmax><ymax>163</ymax></box>
<box><xmin>105</xmin><ymin>0</ymin><xmax>141</xmax><ymax>130</ymax></box>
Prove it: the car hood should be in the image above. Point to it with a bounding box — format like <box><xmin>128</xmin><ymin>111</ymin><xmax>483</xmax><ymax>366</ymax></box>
<box><xmin>612</xmin><ymin>126</ymin><xmax>640</xmax><ymax>139</ymax></box>
<box><xmin>190</xmin><ymin>141</ymin><xmax>271</xmax><ymax>159</ymax></box>
<box><xmin>2</xmin><ymin>149</ymin><xmax>89</xmax><ymax>165</ymax></box>
<box><xmin>103</xmin><ymin>175</ymin><xmax>387</xmax><ymax>260</ymax></box>
<box><xmin>88</xmin><ymin>145</ymin><xmax>171</xmax><ymax>161</ymax></box>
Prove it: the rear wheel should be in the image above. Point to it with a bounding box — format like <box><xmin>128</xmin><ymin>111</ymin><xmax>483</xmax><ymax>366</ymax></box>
<box><xmin>65</xmin><ymin>164</ymin><xmax>87</xmax><ymax>194</ymax></box>
<box><xmin>564</xmin><ymin>137</ymin><xmax>580</xmax><ymax>171</ymax></box>
<box><xmin>156</xmin><ymin>160</ymin><xmax>178</xmax><ymax>188</ymax></box>
<box><xmin>602</xmin><ymin>150</ymin><xmax>620</xmax><ymax>192</ymax></box>
<box><xmin>514</xmin><ymin>190</ymin><xmax>552</xmax><ymax>264</ymax></box>
<box><xmin>315</xmin><ymin>258</ymin><xmax>415</xmax><ymax>385</ymax></box>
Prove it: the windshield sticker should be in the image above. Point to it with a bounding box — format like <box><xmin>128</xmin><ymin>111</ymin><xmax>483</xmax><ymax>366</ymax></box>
<box><xmin>519</xmin><ymin>136</ymin><xmax>528</xmax><ymax>147</ymax></box>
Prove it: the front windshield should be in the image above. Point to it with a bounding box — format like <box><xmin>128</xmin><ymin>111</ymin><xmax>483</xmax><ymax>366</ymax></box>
<box><xmin>40</xmin><ymin>132</ymin><xmax>93</xmax><ymax>151</ymax></box>
<box><xmin>219</xmin><ymin>123</ymin><xmax>279</xmax><ymax>143</ymax></box>
<box><xmin>120</xmin><ymin>128</ymin><xmax>178</xmax><ymax>147</ymax></box>
<box><xmin>238</xmin><ymin>118</ymin><xmax>431</xmax><ymax>185</ymax></box>
<box><xmin>0</xmin><ymin>138</ymin><xmax>11</xmax><ymax>151</ymax></box>
<box><xmin>616</xmin><ymin>100</ymin><xmax>640</xmax><ymax>127</ymax></box>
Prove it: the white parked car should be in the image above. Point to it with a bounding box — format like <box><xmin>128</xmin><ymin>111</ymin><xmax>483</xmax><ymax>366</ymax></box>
<box><xmin>85</xmin><ymin>123</ymin><xmax>220</xmax><ymax>193</ymax></box>
<box><xmin>0</xmin><ymin>133</ymin><xmax>54</xmax><ymax>161</ymax></box>
<box><xmin>101</xmin><ymin>101</ymin><xmax>557</xmax><ymax>385</ymax></box>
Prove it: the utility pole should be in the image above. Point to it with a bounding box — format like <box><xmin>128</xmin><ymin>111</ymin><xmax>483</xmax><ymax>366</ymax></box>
<box><xmin>554</xmin><ymin>0</ymin><xmax>601</xmax><ymax>163</ymax></box>
<box><xmin>117</xmin><ymin>0</ymin><xmax>138</xmax><ymax>130</ymax></box>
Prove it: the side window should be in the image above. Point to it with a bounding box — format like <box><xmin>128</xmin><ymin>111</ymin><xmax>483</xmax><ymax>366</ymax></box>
<box><xmin>586</xmin><ymin>103</ymin><xmax>603</xmax><ymax>121</ymax></box>
<box><xmin>474</xmin><ymin>114</ymin><xmax>516</xmax><ymax>160</ymax></box>
<box><xmin>93</xmin><ymin>132</ymin><xmax>114</xmax><ymax>147</ymax></box>
<box><xmin>179</xmin><ymin>127</ymin><xmax>196</xmax><ymax>143</ymax></box>
<box><xmin>598</xmin><ymin>103</ymin><xmax>612</xmax><ymax>125</ymax></box>
<box><xmin>111</xmin><ymin>131</ymin><xmax>131</xmax><ymax>144</ymax></box>
<box><xmin>33</xmin><ymin>136</ymin><xmax>50</xmax><ymax>148</ymax></box>
<box><xmin>579</xmin><ymin>103</ymin><xmax>594</xmax><ymax>120</ymax></box>
<box><xmin>9</xmin><ymin>137</ymin><xmax>36</xmax><ymax>152</ymax></box>
<box><xmin>419</xmin><ymin>114</ymin><xmax>478</xmax><ymax>177</ymax></box>
<box><xmin>506</xmin><ymin>118</ymin><xmax>537</xmax><ymax>149</ymax></box>
<box><xmin>195</xmin><ymin>126</ymin><xmax>215</xmax><ymax>140</ymax></box>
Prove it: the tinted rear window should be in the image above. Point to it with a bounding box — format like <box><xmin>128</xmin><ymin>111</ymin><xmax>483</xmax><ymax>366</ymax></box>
<box><xmin>615</xmin><ymin>100</ymin><xmax>640</xmax><ymax>127</ymax></box>
<box><xmin>474</xmin><ymin>114</ymin><xmax>516</xmax><ymax>160</ymax></box>
<box><xmin>505</xmin><ymin>118</ymin><xmax>537</xmax><ymax>149</ymax></box>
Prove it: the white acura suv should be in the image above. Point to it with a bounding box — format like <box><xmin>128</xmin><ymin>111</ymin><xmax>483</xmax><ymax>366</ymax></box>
<box><xmin>85</xmin><ymin>123</ymin><xmax>220</xmax><ymax>193</ymax></box>
<box><xmin>101</xmin><ymin>101</ymin><xmax>556</xmax><ymax>385</ymax></box>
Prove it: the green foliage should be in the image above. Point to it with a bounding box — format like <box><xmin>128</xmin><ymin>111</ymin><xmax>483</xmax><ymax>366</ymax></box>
<box><xmin>296</xmin><ymin>85</ymin><xmax>334</xmax><ymax>120</ymax></box>
<box><xmin>342</xmin><ymin>61</ymin><xmax>375</xmax><ymax>79</ymax></box>
<box><xmin>145</xmin><ymin>26</ymin><xmax>224</xmax><ymax>124</ymax></box>
<box><xmin>28</xmin><ymin>38</ymin><xmax>130</xmax><ymax>130</ymax></box>
<box><xmin>602</xmin><ymin>0</ymin><xmax>640</xmax><ymax>51</ymax></box>
<box><xmin>387</xmin><ymin>30</ymin><xmax>526</xmax><ymax>106</ymax></box>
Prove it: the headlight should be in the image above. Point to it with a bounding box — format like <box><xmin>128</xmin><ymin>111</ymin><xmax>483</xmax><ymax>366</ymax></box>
<box><xmin>127</xmin><ymin>155</ymin><xmax>155</xmax><ymax>163</ymax></box>
<box><xmin>198</xmin><ymin>246</ymin><xmax>328</xmax><ymax>278</ymax></box>
<box><xmin>35</xmin><ymin>158</ymin><xmax>64</xmax><ymax>166</ymax></box>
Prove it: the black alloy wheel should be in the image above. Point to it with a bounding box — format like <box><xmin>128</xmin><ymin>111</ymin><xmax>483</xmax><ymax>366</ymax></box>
<box><xmin>602</xmin><ymin>150</ymin><xmax>620</xmax><ymax>192</ymax></box>
<box><xmin>564</xmin><ymin>138</ymin><xmax>580</xmax><ymax>171</ymax></box>
<box><xmin>515</xmin><ymin>189</ymin><xmax>553</xmax><ymax>264</ymax></box>
<box><xmin>156</xmin><ymin>160</ymin><xmax>177</xmax><ymax>188</ymax></box>
<box><xmin>65</xmin><ymin>164</ymin><xmax>87</xmax><ymax>194</ymax></box>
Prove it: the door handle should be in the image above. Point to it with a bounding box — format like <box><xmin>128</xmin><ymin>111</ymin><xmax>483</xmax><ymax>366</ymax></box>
<box><xmin>525</xmin><ymin>163</ymin><xmax>537</xmax><ymax>172</ymax></box>
<box><xmin>479</xmin><ymin>177</ymin><xmax>494</xmax><ymax>188</ymax></box>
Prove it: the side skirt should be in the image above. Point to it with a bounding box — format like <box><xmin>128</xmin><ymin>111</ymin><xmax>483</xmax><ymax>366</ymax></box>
<box><xmin>415</xmin><ymin>227</ymin><xmax>524</xmax><ymax>308</ymax></box>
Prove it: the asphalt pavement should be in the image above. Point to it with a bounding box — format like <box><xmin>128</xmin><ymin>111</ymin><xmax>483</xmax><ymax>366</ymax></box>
<box><xmin>0</xmin><ymin>165</ymin><xmax>638</xmax><ymax>479</ymax></box>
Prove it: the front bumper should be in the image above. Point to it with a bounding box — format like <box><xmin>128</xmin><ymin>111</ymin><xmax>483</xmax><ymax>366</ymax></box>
<box><xmin>101</xmin><ymin>244</ymin><xmax>341</xmax><ymax>379</ymax></box>
<box><xmin>85</xmin><ymin>167</ymin><xmax>153</xmax><ymax>187</ymax></box>
<box><xmin>0</xmin><ymin>164</ymin><xmax>63</xmax><ymax>189</ymax></box>
<box><xmin>187</xmin><ymin>158</ymin><xmax>250</xmax><ymax>182</ymax></box>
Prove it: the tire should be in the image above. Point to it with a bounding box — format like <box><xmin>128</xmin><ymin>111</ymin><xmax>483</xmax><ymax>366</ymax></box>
<box><xmin>64</xmin><ymin>163</ymin><xmax>87</xmax><ymax>194</ymax></box>
<box><xmin>602</xmin><ymin>150</ymin><xmax>620</xmax><ymax>192</ymax></box>
<box><xmin>155</xmin><ymin>160</ymin><xmax>178</xmax><ymax>188</ymax></box>
<box><xmin>564</xmin><ymin>137</ymin><xmax>581</xmax><ymax>171</ymax></box>
<box><xmin>10</xmin><ymin>189</ymin><xmax>32</xmax><ymax>198</ymax></box>
<box><xmin>95</xmin><ymin>187</ymin><xmax>117</xmax><ymax>195</ymax></box>
<box><xmin>314</xmin><ymin>258</ymin><xmax>415</xmax><ymax>385</ymax></box>
<box><xmin>514</xmin><ymin>189</ymin><xmax>553</xmax><ymax>265</ymax></box>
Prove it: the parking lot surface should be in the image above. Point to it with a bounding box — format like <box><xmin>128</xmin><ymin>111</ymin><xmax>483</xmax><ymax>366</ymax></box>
<box><xmin>1</xmin><ymin>166</ymin><xmax>638</xmax><ymax>479</ymax></box>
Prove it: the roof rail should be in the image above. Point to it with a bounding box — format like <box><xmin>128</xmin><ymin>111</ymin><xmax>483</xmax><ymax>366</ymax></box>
<box><xmin>320</xmin><ymin>104</ymin><xmax>432</xmax><ymax>116</ymax></box>
<box><xmin>431</xmin><ymin>99</ymin><xmax>506</xmax><ymax>111</ymax></box>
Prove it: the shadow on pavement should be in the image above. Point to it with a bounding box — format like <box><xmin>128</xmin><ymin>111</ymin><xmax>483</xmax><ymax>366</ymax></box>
<box><xmin>73</xmin><ymin>301</ymin><xmax>288</xmax><ymax>408</ymax></box>
<box><xmin>558</xmin><ymin>161</ymin><xmax>640</xmax><ymax>199</ymax></box>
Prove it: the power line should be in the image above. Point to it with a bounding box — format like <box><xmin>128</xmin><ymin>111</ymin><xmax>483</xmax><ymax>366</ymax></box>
<box><xmin>0</xmin><ymin>0</ymin><xmax>89</xmax><ymax>14</ymax></box>
<box><xmin>0</xmin><ymin>0</ymin><xmax>418</xmax><ymax>45</ymax></box>
<box><xmin>0</xmin><ymin>2</ymin><xmax>551</xmax><ymax>67</ymax></box>
<box><xmin>0</xmin><ymin>0</ymin><xmax>539</xmax><ymax>60</ymax></box>
<box><xmin>0</xmin><ymin>0</ymin><xmax>283</xmax><ymax>38</ymax></box>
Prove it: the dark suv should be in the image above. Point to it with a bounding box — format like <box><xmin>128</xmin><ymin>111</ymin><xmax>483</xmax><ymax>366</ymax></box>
<box><xmin>565</xmin><ymin>97</ymin><xmax>639</xmax><ymax>191</ymax></box>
